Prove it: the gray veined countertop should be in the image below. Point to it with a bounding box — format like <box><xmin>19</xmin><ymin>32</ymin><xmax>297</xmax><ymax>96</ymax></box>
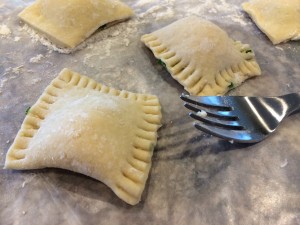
<box><xmin>1</xmin><ymin>0</ymin><xmax>300</xmax><ymax>224</ymax></box>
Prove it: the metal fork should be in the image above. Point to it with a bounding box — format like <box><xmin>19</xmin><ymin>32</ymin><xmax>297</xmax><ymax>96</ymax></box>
<box><xmin>180</xmin><ymin>92</ymin><xmax>300</xmax><ymax>143</ymax></box>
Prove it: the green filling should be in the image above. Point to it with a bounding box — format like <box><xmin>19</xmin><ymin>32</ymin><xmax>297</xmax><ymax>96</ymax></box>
<box><xmin>25</xmin><ymin>106</ymin><xmax>31</xmax><ymax>115</ymax></box>
<box><xmin>228</xmin><ymin>82</ymin><xmax>234</xmax><ymax>89</ymax></box>
<box><xmin>242</xmin><ymin>47</ymin><xmax>254</xmax><ymax>60</ymax></box>
<box><xmin>157</xmin><ymin>59</ymin><xmax>166</xmax><ymax>68</ymax></box>
<box><xmin>235</xmin><ymin>41</ymin><xmax>255</xmax><ymax>60</ymax></box>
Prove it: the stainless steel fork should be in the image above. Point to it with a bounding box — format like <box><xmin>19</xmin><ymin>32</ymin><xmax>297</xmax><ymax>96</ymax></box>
<box><xmin>180</xmin><ymin>92</ymin><xmax>300</xmax><ymax>143</ymax></box>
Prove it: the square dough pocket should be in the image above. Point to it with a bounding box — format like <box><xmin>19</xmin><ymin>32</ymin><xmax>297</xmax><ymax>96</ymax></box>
<box><xmin>141</xmin><ymin>16</ymin><xmax>261</xmax><ymax>96</ymax></box>
<box><xmin>242</xmin><ymin>0</ymin><xmax>300</xmax><ymax>44</ymax></box>
<box><xmin>19</xmin><ymin>0</ymin><xmax>134</xmax><ymax>48</ymax></box>
<box><xmin>4</xmin><ymin>68</ymin><xmax>162</xmax><ymax>205</ymax></box>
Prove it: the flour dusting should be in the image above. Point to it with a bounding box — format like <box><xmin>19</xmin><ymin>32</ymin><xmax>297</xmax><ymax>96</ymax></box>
<box><xmin>29</xmin><ymin>54</ymin><xmax>44</xmax><ymax>63</ymax></box>
<box><xmin>14</xmin><ymin>36</ymin><xmax>21</xmax><ymax>42</ymax></box>
<box><xmin>280</xmin><ymin>158</ymin><xmax>288</xmax><ymax>168</ymax></box>
<box><xmin>134</xmin><ymin>0</ymin><xmax>248</xmax><ymax>25</ymax></box>
<box><xmin>5</xmin><ymin>66</ymin><xmax>24</xmax><ymax>75</ymax></box>
<box><xmin>134</xmin><ymin>0</ymin><xmax>175</xmax><ymax>21</ymax></box>
<box><xmin>0</xmin><ymin>24</ymin><xmax>11</xmax><ymax>36</ymax></box>
<box><xmin>183</xmin><ymin>0</ymin><xmax>250</xmax><ymax>26</ymax></box>
<box><xmin>134</xmin><ymin>0</ymin><xmax>153</xmax><ymax>7</ymax></box>
<box><xmin>0</xmin><ymin>66</ymin><xmax>24</xmax><ymax>94</ymax></box>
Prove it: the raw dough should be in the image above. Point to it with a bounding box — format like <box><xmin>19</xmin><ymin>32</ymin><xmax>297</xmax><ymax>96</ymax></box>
<box><xmin>4</xmin><ymin>68</ymin><xmax>162</xmax><ymax>205</ymax></box>
<box><xmin>141</xmin><ymin>16</ymin><xmax>261</xmax><ymax>96</ymax></box>
<box><xmin>242</xmin><ymin>0</ymin><xmax>300</xmax><ymax>44</ymax></box>
<box><xmin>19</xmin><ymin>0</ymin><xmax>134</xmax><ymax>48</ymax></box>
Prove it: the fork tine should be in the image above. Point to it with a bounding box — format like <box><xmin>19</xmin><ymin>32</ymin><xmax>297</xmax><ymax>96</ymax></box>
<box><xmin>189</xmin><ymin>112</ymin><xmax>244</xmax><ymax>130</ymax></box>
<box><xmin>180</xmin><ymin>94</ymin><xmax>232</xmax><ymax>111</ymax></box>
<box><xmin>183</xmin><ymin>102</ymin><xmax>238</xmax><ymax>120</ymax></box>
<box><xmin>193</xmin><ymin>122</ymin><xmax>263</xmax><ymax>143</ymax></box>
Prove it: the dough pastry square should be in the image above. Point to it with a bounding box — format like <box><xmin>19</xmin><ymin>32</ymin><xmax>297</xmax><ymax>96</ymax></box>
<box><xmin>242</xmin><ymin>0</ymin><xmax>300</xmax><ymax>44</ymax></box>
<box><xmin>141</xmin><ymin>16</ymin><xmax>261</xmax><ymax>96</ymax></box>
<box><xmin>19</xmin><ymin>0</ymin><xmax>134</xmax><ymax>48</ymax></box>
<box><xmin>4</xmin><ymin>68</ymin><xmax>162</xmax><ymax>205</ymax></box>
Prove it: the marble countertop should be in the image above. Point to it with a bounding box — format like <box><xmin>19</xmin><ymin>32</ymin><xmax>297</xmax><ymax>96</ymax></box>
<box><xmin>1</xmin><ymin>0</ymin><xmax>300</xmax><ymax>224</ymax></box>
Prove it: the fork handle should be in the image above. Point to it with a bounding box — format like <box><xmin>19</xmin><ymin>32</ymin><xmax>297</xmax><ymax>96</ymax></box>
<box><xmin>281</xmin><ymin>92</ymin><xmax>300</xmax><ymax>116</ymax></box>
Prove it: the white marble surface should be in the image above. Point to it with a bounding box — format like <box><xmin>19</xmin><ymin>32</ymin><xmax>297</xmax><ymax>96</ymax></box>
<box><xmin>1</xmin><ymin>0</ymin><xmax>300</xmax><ymax>224</ymax></box>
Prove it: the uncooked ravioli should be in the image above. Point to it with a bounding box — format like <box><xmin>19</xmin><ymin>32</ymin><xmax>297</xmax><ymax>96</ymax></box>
<box><xmin>4</xmin><ymin>68</ymin><xmax>162</xmax><ymax>205</ymax></box>
<box><xmin>19</xmin><ymin>0</ymin><xmax>134</xmax><ymax>48</ymax></box>
<box><xmin>242</xmin><ymin>0</ymin><xmax>300</xmax><ymax>44</ymax></box>
<box><xmin>141</xmin><ymin>16</ymin><xmax>261</xmax><ymax>96</ymax></box>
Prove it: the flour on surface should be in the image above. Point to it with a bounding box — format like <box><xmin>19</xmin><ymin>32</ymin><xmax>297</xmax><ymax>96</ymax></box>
<box><xmin>29</xmin><ymin>54</ymin><xmax>44</xmax><ymax>63</ymax></box>
<box><xmin>135</xmin><ymin>0</ymin><xmax>248</xmax><ymax>24</ymax></box>
<box><xmin>0</xmin><ymin>66</ymin><xmax>24</xmax><ymax>94</ymax></box>
<box><xmin>134</xmin><ymin>0</ymin><xmax>153</xmax><ymax>7</ymax></box>
<box><xmin>280</xmin><ymin>158</ymin><xmax>288</xmax><ymax>168</ymax></box>
<box><xmin>5</xmin><ymin>65</ymin><xmax>24</xmax><ymax>75</ymax></box>
<box><xmin>138</xmin><ymin>6</ymin><xmax>175</xmax><ymax>20</ymax></box>
<box><xmin>21</xmin><ymin>24</ymin><xmax>73</xmax><ymax>54</ymax></box>
<box><xmin>228</xmin><ymin>13</ymin><xmax>249</xmax><ymax>26</ymax></box>
<box><xmin>134</xmin><ymin>0</ymin><xmax>175</xmax><ymax>20</ymax></box>
<box><xmin>14</xmin><ymin>36</ymin><xmax>21</xmax><ymax>42</ymax></box>
<box><xmin>0</xmin><ymin>24</ymin><xmax>11</xmax><ymax>36</ymax></box>
<box><xmin>183</xmin><ymin>0</ymin><xmax>249</xmax><ymax>26</ymax></box>
<box><xmin>110</xmin><ymin>30</ymin><xmax>120</xmax><ymax>37</ymax></box>
<box><xmin>124</xmin><ymin>38</ymin><xmax>130</xmax><ymax>47</ymax></box>
<box><xmin>31</xmin><ymin>78</ymin><xmax>42</xmax><ymax>85</ymax></box>
<box><xmin>138</xmin><ymin>5</ymin><xmax>162</xmax><ymax>18</ymax></box>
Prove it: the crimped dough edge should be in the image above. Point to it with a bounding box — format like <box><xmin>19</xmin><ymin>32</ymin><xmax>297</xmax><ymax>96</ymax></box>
<box><xmin>5</xmin><ymin>68</ymin><xmax>162</xmax><ymax>205</ymax></box>
<box><xmin>141</xmin><ymin>30</ymin><xmax>261</xmax><ymax>96</ymax></box>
